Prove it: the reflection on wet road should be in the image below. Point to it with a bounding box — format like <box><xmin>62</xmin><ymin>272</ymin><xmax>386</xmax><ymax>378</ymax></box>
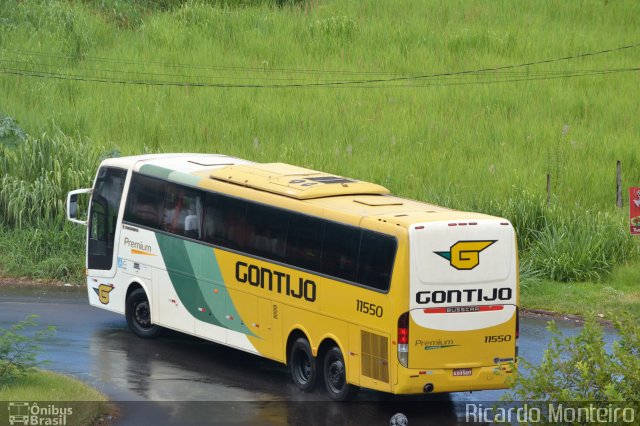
<box><xmin>0</xmin><ymin>286</ymin><xmax>618</xmax><ymax>425</ymax></box>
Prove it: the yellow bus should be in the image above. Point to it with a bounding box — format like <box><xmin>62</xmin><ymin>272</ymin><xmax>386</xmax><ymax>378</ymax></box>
<box><xmin>67</xmin><ymin>154</ymin><xmax>518</xmax><ymax>400</ymax></box>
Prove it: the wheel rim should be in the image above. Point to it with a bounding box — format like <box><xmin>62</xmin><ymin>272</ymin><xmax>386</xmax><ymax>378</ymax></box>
<box><xmin>134</xmin><ymin>300</ymin><xmax>152</xmax><ymax>329</ymax></box>
<box><xmin>294</xmin><ymin>351</ymin><xmax>312</xmax><ymax>384</ymax></box>
<box><xmin>327</xmin><ymin>356</ymin><xmax>345</xmax><ymax>393</ymax></box>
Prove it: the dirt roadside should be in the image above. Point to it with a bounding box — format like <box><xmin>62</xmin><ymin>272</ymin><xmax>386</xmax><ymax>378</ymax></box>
<box><xmin>0</xmin><ymin>277</ymin><xmax>81</xmax><ymax>288</ymax></box>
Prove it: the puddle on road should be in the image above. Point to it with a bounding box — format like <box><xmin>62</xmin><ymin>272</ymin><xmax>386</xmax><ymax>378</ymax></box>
<box><xmin>0</xmin><ymin>290</ymin><xmax>623</xmax><ymax>425</ymax></box>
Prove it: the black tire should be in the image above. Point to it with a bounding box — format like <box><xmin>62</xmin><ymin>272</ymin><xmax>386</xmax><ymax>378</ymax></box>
<box><xmin>323</xmin><ymin>346</ymin><xmax>357</xmax><ymax>401</ymax></box>
<box><xmin>289</xmin><ymin>337</ymin><xmax>317</xmax><ymax>392</ymax></box>
<box><xmin>126</xmin><ymin>288</ymin><xmax>164</xmax><ymax>338</ymax></box>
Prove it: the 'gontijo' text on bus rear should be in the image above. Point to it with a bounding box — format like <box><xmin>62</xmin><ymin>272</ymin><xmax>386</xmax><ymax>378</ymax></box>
<box><xmin>416</xmin><ymin>287</ymin><xmax>512</xmax><ymax>304</ymax></box>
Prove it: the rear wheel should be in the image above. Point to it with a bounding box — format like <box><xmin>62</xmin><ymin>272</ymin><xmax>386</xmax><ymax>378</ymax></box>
<box><xmin>323</xmin><ymin>346</ymin><xmax>357</xmax><ymax>401</ymax></box>
<box><xmin>289</xmin><ymin>338</ymin><xmax>317</xmax><ymax>391</ymax></box>
<box><xmin>126</xmin><ymin>288</ymin><xmax>164</xmax><ymax>338</ymax></box>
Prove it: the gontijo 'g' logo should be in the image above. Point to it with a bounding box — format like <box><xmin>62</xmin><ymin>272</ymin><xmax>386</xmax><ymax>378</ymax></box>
<box><xmin>435</xmin><ymin>240</ymin><xmax>496</xmax><ymax>270</ymax></box>
<box><xmin>92</xmin><ymin>284</ymin><xmax>114</xmax><ymax>305</ymax></box>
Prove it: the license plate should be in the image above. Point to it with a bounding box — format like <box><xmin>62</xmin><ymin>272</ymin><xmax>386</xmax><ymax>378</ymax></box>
<box><xmin>453</xmin><ymin>368</ymin><xmax>472</xmax><ymax>377</ymax></box>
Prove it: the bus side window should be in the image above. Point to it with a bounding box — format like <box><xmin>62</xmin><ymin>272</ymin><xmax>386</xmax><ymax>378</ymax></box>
<box><xmin>162</xmin><ymin>185</ymin><xmax>182</xmax><ymax>233</ymax></box>
<box><xmin>163</xmin><ymin>184</ymin><xmax>203</xmax><ymax>239</ymax></box>
<box><xmin>203</xmin><ymin>193</ymin><xmax>247</xmax><ymax>250</ymax></box>
<box><xmin>322</xmin><ymin>222</ymin><xmax>360</xmax><ymax>283</ymax></box>
<box><xmin>245</xmin><ymin>204</ymin><xmax>289</xmax><ymax>262</ymax></box>
<box><xmin>286</xmin><ymin>214</ymin><xmax>324</xmax><ymax>271</ymax></box>
<box><xmin>124</xmin><ymin>174</ymin><xmax>164</xmax><ymax>229</ymax></box>
<box><xmin>203</xmin><ymin>194</ymin><xmax>220</xmax><ymax>243</ymax></box>
<box><xmin>183</xmin><ymin>191</ymin><xmax>203</xmax><ymax>239</ymax></box>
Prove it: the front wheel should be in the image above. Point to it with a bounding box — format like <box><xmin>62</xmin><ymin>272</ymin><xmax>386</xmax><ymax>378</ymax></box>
<box><xmin>289</xmin><ymin>338</ymin><xmax>317</xmax><ymax>391</ymax></box>
<box><xmin>323</xmin><ymin>346</ymin><xmax>358</xmax><ymax>401</ymax></box>
<box><xmin>126</xmin><ymin>288</ymin><xmax>164</xmax><ymax>338</ymax></box>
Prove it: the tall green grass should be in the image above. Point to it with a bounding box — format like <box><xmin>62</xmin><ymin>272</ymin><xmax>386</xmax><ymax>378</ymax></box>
<box><xmin>522</xmin><ymin>211</ymin><xmax>636</xmax><ymax>283</ymax></box>
<box><xmin>0</xmin><ymin>118</ymin><xmax>101</xmax><ymax>282</ymax></box>
<box><xmin>505</xmin><ymin>200</ymin><xmax>636</xmax><ymax>283</ymax></box>
<box><xmin>1</xmin><ymin>0</ymin><xmax>639</xmax><ymax>209</ymax></box>
<box><xmin>0</xmin><ymin>115</ymin><xmax>635</xmax><ymax>283</ymax></box>
<box><xmin>0</xmin><ymin>127</ymin><xmax>102</xmax><ymax>227</ymax></box>
<box><xmin>1</xmin><ymin>0</ymin><xmax>639</xmax><ymax>282</ymax></box>
<box><xmin>0</xmin><ymin>222</ymin><xmax>86</xmax><ymax>282</ymax></box>
<box><xmin>456</xmin><ymin>190</ymin><xmax>639</xmax><ymax>282</ymax></box>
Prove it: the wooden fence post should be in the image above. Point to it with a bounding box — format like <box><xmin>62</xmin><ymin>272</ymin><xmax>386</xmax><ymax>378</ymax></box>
<box><xmin>547</xmin><ymin>173</ymin><xmax>551</xmax><ymax>207</ymax></box>
<box><xmin>617</xmin><ymin>160</ymin><xmax>623</xmax><ymax>208</ymax></box>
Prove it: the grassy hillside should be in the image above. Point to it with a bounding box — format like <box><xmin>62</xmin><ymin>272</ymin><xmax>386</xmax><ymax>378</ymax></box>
<box><xmin>1</xmin><ymin>1</ymin><xmax>640</xmax><ymax>290</ymax></box>
<box><xmin>1</xmin><ymin>0</ymin><xmax>639</xmax><ymax>207</ymax></box>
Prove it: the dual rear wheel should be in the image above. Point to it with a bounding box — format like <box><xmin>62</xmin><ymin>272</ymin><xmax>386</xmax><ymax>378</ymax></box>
<box><xmin>289</xmin><ymin>337</ymin><xmax>358</xmax><ymax>401</ymax></box>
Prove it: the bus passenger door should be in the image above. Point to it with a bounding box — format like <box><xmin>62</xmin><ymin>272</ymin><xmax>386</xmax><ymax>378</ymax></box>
<box><xmin>87</xmin><ymin>167</ymin><xmax>128</xmax><ymax>276</ymax></box>
<box><xmin>86</xmin><ymin>167</ymin><xmax>128</xmax><ymax>312</ymax></box>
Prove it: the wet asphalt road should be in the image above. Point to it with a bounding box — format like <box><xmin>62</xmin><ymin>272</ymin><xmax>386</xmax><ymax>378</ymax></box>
<box><xmin>0</xmin><ymin>286</ymin><xmax>619</xmax><ymax>425</ymax></box>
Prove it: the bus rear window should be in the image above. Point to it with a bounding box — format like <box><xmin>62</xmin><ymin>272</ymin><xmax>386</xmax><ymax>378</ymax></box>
<box><xmin>358</xmin><ymin>231</ymin><xmax>397</xmax><ymax>291</ymax></box>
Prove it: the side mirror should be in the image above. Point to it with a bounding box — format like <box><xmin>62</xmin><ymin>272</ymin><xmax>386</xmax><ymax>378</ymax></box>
<box><xmin>69</xmin><ymin>194</ymin><xmax>79</xmax><ymax>218</ymax></box>
<box><xmin>67</xmin><ymin>188</ymin><xmax>92</xmax><ymax>225</ymax></box>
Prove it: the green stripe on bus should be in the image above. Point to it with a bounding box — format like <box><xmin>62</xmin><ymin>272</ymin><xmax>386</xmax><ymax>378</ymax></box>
<box><xmin>139</xmin><ymin>165</ymin><xmax>202</xmax><ymax>187</ymax></box>
<box><xmin>168</xmin><ymin>171</ymin><xmax>202</xmax><ymax>186</ymax></box>
<box><xmin>156</xmin><ymin>233</ymin><xmax>224</xmax><ymax>327</ymax></box>
<box><xmin>183</xmin><ymin>242</ymin><xmax>253</xmax><ymax>336</ymax></box>
<box><xmin>156</xmin><ymin>233</ymin><xmax>254</xmax><ymax>336</ymax></box>
<box><xmin>139</xmin><ymin>164</ymin><xmax>172</xmax><ymax>180</ymax></box>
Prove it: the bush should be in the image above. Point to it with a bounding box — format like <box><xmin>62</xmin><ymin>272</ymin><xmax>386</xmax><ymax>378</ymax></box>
<box><xmin>0</xmin><ymin>113</ymin><xmax>27</xmax><ymax>148</ymax></box>
<box><xmin>0</xmin><ymin>315</ymin><xmax>56</xmax><ymax>385</ymax></box>
<box><xmin>503</xmin><ymin>316</ymin><xmax>640</xmax><ymax>401</ymax></box>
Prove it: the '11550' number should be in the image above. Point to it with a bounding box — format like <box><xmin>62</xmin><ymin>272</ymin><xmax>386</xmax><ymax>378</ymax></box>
<box><xmin>484</xmin><ymin>334</ymin><xmax>512</xmax><ymax>343</ymax></box>
<box><xmin>356</xmin><ymin>299</ymin><xmax>383</xmax><ymax>317</ymax></box>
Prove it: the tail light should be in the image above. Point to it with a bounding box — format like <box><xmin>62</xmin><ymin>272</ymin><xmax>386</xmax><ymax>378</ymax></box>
<box><xmin>398</xmin><ymin>312</ymin><xmax>409</xmax><ymax>368</ymax></box>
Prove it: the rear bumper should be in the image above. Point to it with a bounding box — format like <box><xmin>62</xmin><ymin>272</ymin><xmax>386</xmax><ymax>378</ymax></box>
<box><xmin>393</xmin><ymin>363</ymin><xmax>516</xmax><ymax>394</ymax></box>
